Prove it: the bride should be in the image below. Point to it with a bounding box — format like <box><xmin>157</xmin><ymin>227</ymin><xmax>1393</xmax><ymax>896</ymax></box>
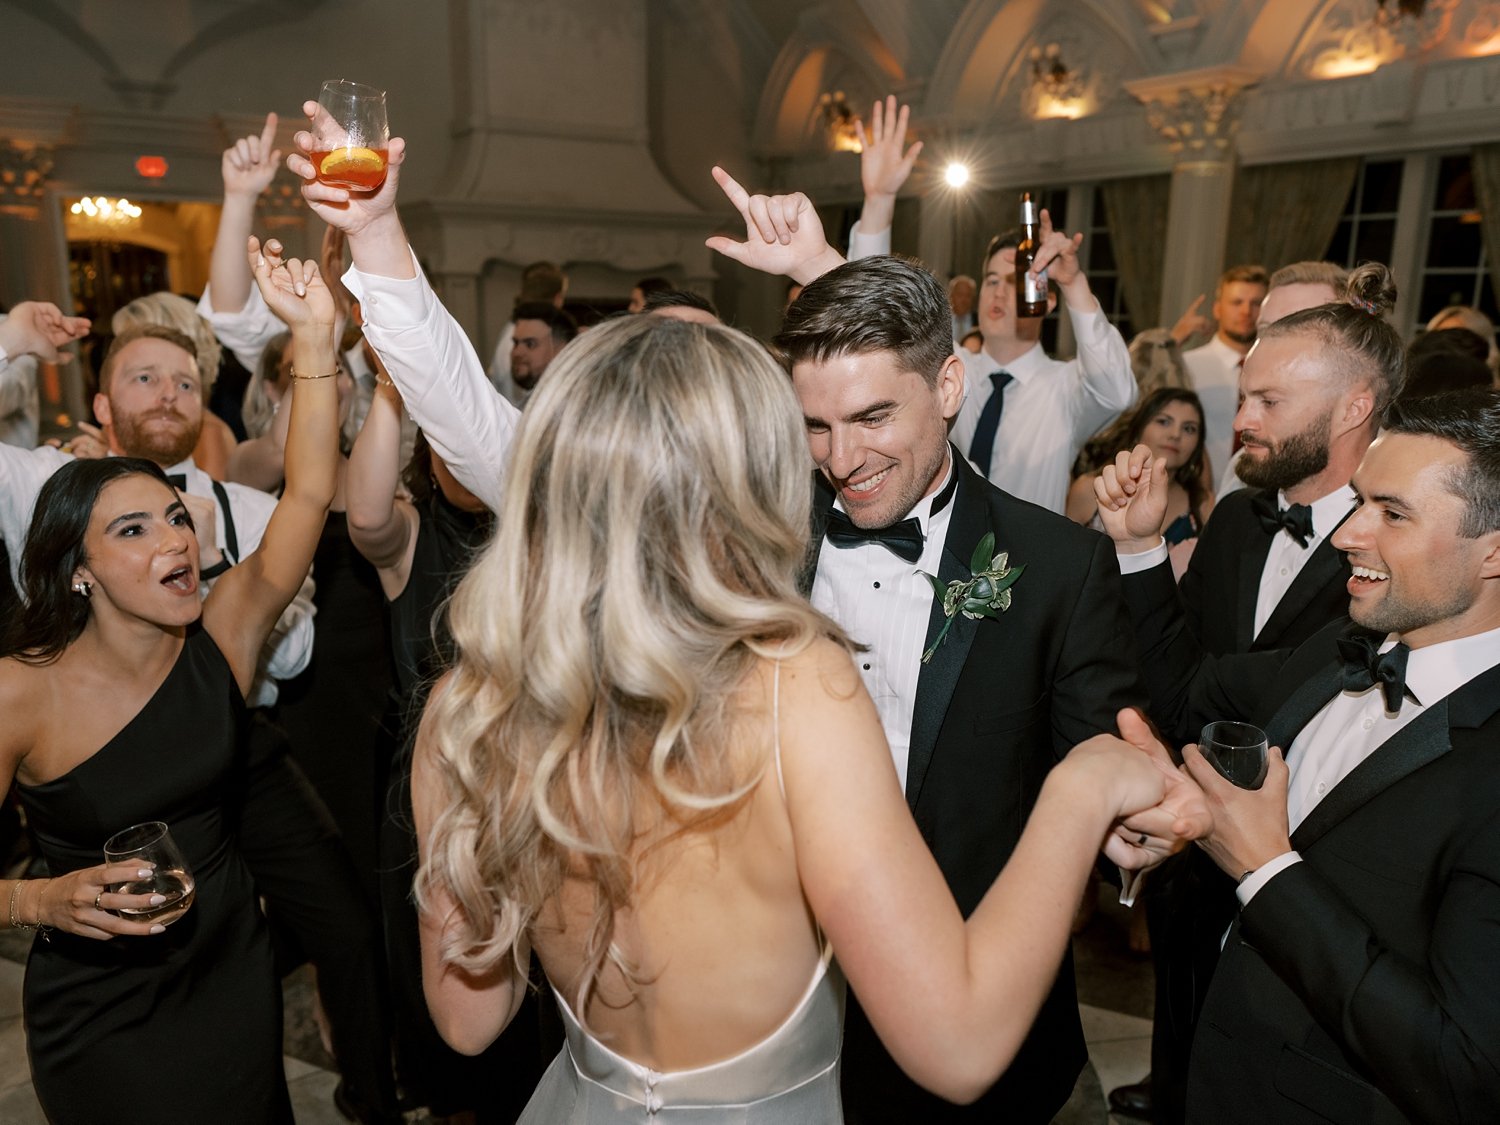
<box><xmin>290</xmin><ymin>121</ymin><xmax>1203</xmax><ymax>1123</ymax></box>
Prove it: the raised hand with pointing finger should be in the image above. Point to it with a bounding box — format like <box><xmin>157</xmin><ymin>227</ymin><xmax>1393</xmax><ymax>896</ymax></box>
<box><xmin>705</xmin><ymin>167</ymin><xmax>847</xmax><ymax>285</ymax></box>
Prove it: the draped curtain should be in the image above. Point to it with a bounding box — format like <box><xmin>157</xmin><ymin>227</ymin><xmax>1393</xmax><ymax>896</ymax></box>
<box><xmin>1223</xmin><ymin>157</ymin><xmax>1360</xmax><ymax>276</ymax></box>
<box><xmin>1099</xmin><ymin>174</ymin><xmax>1171</xmax><ymax>331</ymax></box>
<box><xmin>1470</xmin><ymin>144</ymin><xmax>1500</xmax><ymax>310</ymax></box>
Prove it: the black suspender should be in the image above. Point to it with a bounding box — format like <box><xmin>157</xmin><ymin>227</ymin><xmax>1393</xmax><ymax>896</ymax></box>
<box><xmin>211</xmin><ymin>479</ymin><xmax>240</xmax><ymax>564</ymax></box>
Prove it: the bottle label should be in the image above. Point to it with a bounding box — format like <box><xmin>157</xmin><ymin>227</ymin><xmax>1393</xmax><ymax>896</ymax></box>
<box><xmin>1023</xmin><ymin>265</ymin><xmax>1048</xmax><ymax>305</ymax></box>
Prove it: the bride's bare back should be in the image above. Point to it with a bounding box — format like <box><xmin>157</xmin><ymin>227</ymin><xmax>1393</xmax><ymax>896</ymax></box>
<box><xmin>531</xmin><ymin>657</ymin><xmax>821</xmax><ymax>1068</ymax></box>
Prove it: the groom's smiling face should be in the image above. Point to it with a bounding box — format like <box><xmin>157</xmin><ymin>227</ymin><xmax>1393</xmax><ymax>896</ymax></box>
<box><xmin>793</xmin><ymin>348</ymin><xmax>964</xmax><ymax>529</ymax></box>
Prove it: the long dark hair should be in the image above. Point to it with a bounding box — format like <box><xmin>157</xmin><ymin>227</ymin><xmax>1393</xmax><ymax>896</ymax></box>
<box><xmin>1</xmin><ymin>458</ymin><xmax>173</xmax><ymax>665</ymax></box>
<box><xmin>1075</xmin><ymin>387</ymin><xmax>1210</xmax><ymax>519</ymax></box>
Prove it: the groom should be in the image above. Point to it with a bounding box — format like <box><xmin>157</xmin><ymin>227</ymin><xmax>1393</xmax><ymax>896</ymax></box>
<box><xmin>763</xmin><ymin>251</ymin><xmax>1144</xmax><ymax>1122</ymax></box>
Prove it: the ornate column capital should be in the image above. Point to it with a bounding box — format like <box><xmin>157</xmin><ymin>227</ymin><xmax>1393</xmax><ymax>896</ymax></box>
<box><xmin>0</xmin><ymin>140</ymin><xmax>54</xmax><ymax>216</ymax></box>
<box><xmin>1123</xmin><ymin>66</ymin><xmax>1263</xmax><ymax>161</ymax></box>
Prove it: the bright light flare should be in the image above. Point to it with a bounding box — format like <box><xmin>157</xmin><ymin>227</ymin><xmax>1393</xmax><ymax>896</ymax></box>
<box><xmin>944</xmin><ymin>162</ymin><xmax>971</xmax><ymax>189</ymax></box>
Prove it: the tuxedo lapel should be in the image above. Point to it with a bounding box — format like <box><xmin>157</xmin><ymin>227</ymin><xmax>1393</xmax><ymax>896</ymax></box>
<box><xmin>906</xmin><ymin>459</ymin><xmax>987</xmax><ymax>810</ymax></box>
<box><xmin>1284</xmin><ymin>656</ymin><xmax>1500</xmax><ymax>851</ymax></box>
<box><xmin>800</xmin><ymin>473</ymin><xmax>835</xmax><ymax>597</ymax></box>
<box><xmin>1254</xmin><ymin>538</ymin><xmax>1343</xmax><ymax>649</ymax></box>
<box><xmin>1290</xmin><ymin>702</ymin><xmax>1452</xmax><ymax>851</ymax></box>
<box><xmin>1264</xmin><ymin>654</ymin><xmax>1344</xmax><ymax>758</ymax></box>
<box><xmin>1235</xmin><ymin>540</ymin><xmax>1264</xmax><ymax>652</ymax></box>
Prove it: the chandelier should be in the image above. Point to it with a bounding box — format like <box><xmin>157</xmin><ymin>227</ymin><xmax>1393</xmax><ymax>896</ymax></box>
<box><xmin>69</xmin><ymin>196</ymin><xmax>143</xmax><ymax>229</ymax></box>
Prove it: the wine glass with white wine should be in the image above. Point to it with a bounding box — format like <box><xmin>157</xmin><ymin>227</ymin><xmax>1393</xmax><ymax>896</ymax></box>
<box><xmin>104</xmin><ymin>821</ymin><xmax>196</xmax><ymax>927</ymax></box>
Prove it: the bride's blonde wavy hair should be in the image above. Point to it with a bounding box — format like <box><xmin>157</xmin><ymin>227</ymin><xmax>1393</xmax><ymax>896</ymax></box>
<box><xmin>416</xmin><ymin>314</ymin><xmax>842</xmax><ymax>1020</ymax></box>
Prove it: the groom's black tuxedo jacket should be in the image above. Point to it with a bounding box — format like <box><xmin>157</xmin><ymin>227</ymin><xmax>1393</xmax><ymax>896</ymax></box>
<box><xmin>811</xmin><ymin>453</ymin><xmax>1144</xmax><ymax>1124</ymax></box>
<box><xmin>1179</xmin><ymin>485</ymin><xmax>1352</xmax><ymax>656</ymax></box>
<box><xmin>1125</xmin><ymin>561</ymin><xmax>1500</xmax><ymax>1125</ymax></box>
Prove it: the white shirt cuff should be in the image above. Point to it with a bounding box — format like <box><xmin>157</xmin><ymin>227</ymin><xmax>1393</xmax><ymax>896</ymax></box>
<box><xmin>847</xmin><ymin>223</ymin><xmax>891</xmax><ymax>261</ymax></box>
<box><xmin>342</xmin><ymin>250</ymin><xmax>431</xmax><ymax>330</ymax></box>
<box><xmin>1115</xmin><ymin>538</ymin><xmax>1169</xmax><ymax>574</ymax></box>
<box><xmin>1235</xmin><ymin>851</ymin><xmax>1302</xmax><ymax>906</ymax></box>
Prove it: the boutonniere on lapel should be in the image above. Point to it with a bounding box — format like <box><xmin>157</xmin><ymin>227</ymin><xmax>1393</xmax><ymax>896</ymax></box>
<box><xmin>919</xmin><ymin>532</ymin><xmax>1025</xmax><ymax>664</ymax></box>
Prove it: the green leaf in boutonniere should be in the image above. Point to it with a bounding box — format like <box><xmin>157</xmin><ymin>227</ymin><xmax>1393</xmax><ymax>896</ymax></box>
<box><xmin>919</xmin><ymin>531</ymin><xmax>1025</xmax><ymax>664</ymax></box>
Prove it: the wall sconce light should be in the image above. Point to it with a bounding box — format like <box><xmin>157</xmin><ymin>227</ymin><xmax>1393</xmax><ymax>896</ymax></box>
<box><xmin>818</xmin><ymin>91</ymin><xmax>864</xmax><ymax>154</ymax></box>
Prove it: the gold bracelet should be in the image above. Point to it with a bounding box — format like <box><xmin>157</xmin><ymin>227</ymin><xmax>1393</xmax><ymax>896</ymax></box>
<box><xmin>375</xmin><ymin>373</ymin><xmax>397</xmax><ymax>390</ymax></box>
<box><xmin>9</xmin><ymin>877</ymin><xmax>49</xmax><ymax>933</ymax></box>
<box><xmin>290</xmin><ymin>366</ymin><xmax>338</xmax><ymax>381</ymax></box>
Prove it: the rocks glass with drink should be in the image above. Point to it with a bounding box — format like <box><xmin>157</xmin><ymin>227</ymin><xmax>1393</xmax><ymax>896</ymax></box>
<box><xmin>311</xmin><ymin>79</ymin><xmax>389</xmax><ymax>191</ymax></box>
<box><xmin>104</xmin><ymin>821</ymin><xmax>196</xmax><ymax>927</ymax></box>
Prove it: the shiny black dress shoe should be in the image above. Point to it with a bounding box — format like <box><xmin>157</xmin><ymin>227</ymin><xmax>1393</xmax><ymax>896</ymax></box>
<box><xmin>1107</xmin><ymin>1075</ymin><xmax>1154</xmax><ymax>1120</ymax></box>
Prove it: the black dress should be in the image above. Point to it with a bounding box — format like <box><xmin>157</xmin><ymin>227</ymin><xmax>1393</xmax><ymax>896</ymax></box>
<box><xmin>276</xmin><ymin>509</ymin><xmax>393</xmax><ymax>906</ymax></box>
<box><xmin>17</xmin><ymin>627</ymin><xmax>292</xmax><ymax>1123</ymax></box>
<box><xmin>378</xmin><ymin>494</ymin><xmax>550</xmax><ymax>1121</ymax></box>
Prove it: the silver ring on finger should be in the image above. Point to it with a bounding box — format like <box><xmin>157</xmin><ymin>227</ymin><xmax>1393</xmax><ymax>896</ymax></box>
<box><xmin>93</xmin><ymin>890</ymin><xmax>104</xmax><ymax>910</ymax></box>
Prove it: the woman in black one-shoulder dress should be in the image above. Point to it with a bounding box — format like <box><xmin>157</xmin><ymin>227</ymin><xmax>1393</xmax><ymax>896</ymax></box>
<box><xmin>0</xmin><ymin>238</ymin><xmax>341</xmax><ymax>1123</ymax></box>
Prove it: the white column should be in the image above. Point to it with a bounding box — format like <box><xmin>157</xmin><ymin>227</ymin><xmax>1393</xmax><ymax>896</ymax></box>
<box><xmin>1124</xmin><ymin>67</ymin><xmax>1261</xmax><ymax>331</ymax></box>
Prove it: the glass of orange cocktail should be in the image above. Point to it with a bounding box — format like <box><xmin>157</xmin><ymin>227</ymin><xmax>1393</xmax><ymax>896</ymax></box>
<box><xmin>312</xmin><ymin>79</ymin><xmax>389</xmax><ymax>191</ymax></box>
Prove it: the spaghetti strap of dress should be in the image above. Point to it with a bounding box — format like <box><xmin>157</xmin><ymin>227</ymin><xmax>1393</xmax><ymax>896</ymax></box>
<box><xmin>772</xmin><ymin>653</ymin><xmax>787</xmax><ymax>804</ymax></box>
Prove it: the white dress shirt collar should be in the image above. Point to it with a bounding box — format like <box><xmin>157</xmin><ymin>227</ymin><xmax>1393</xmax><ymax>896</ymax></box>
<box><xmin>977</xmin><ymin>340</ymin><xmax>1045</xmax><ymax>385</ymax></box>
<box><xmin>1385</xmin><ymin>624</ymin><xmax>1500</xmax><ymax>708</ymax></box>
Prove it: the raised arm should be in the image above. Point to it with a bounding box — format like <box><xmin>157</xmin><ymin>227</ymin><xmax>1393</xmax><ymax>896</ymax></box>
<box><xmin>198</xmin><ymin>114</ymin><xmax>287</xmax><ymax>373</ymax></box>
<box><xmin>705</xmin><ymin>167</ymin><xmax>846</xmax><ymax>285</ymax></box>
<box><xmin>288</xmin><ymin>104</ymin><xmax>514</xmax><ymax>510</ymax></box>
<box><xmin>783</xmin><ymin>639</ymin><xmax>1197</xmax><ymax>1103</ymax></box>
<box><xmin>345</xmin><ymin>356</ymin><xmax>420</xmax><ymax>597</ymax></box>
<box><xmin>1032</xmin><ymin>209</ymin><xmax>1136</xmax><ymax>429</ymax></box>
<box><xmin>203</xmin><ymin>237</ymin><xmax>339</xmax><ymax>697</ymax></box>
<box><xmin>848</xmin><ymin>95</ymin><xmax>921</xmax><ymax>260</ymax></box>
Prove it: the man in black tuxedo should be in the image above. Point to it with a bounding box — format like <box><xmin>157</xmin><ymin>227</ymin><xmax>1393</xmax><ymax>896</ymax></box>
<box><xmin>1180</xmin><ymin>273</ymin><xmax>1402</xmax><ymax>657</ymax></box>
<box><xmin>714</xmin><ymin>189</ymin><xmax>1153</xmax><ymax>1118</ymax></box>
<box><xmin>1121</xmin><ymin>269</ymin><xmax>1407</xmax><ymax>1123</ymax></box>
<box><xmin>1100</xmin><ymin>387</ymin><xmax>1500</xmax><ymax>1124</ymax></box>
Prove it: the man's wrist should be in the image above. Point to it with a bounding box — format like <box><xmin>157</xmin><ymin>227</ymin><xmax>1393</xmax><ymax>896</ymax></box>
<box><xmin>858</xmin><ymin>193</ymin><xmax>896</xmax><ymax>234</ymax></box>
<box><xmin>1059</xmin><ymin>276</ymin><xmax>1097</xmax><ymax>312</ymax></box>
<box><xmin>793</xmin><ymin>248</ymin><xmax>847</xmax><ymax>286</ymax></box>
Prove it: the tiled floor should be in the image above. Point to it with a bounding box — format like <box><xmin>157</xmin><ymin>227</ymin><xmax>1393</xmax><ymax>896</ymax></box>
<box><xmin>0</xmin><ymin>883</ymin><xmax>1152</xmax><ymax>1123</ymax></box>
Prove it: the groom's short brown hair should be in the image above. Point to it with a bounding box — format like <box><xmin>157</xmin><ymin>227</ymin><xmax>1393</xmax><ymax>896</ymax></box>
<box><xmin>774</xmin><ymin>256</ymin><xmax>953</xmax><ymax>387</ymax></box>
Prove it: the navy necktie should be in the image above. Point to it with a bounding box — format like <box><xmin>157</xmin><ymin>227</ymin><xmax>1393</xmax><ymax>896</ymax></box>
<box><xmin>1336</xmin><ymin>634</ymin><xmax>1412</xmax><ymax>713</ymax></box>
<box><xmin>967</xmin><ymin>371</ymin><xmax>1013</xmax><ymax>478</ymax></box>
<box><xmin>1250</xmin><ymin>491</ymin><xmax>1314</xmax><ymax>548</ymax></box>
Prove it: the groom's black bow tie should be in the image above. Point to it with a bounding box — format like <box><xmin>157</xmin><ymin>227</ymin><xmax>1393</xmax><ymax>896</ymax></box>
<box><xmin>166</xmin><ymin>473</ymin><xmax>187</xmax><ymax>490</ymax></box>
<box><xmin>824</xmin><ymin>469</ymin><xmax>957</xmax><ymax>563</ymax></box>
<box><xmin>1251</xmin><ymin>491</ymin><xmax>1314</xmax><ymax>548</ymax></box>
<box><xmin>1337</xmin><ymin>633</ymin><xmax>1412</xmax><ymax>713</ymax></box>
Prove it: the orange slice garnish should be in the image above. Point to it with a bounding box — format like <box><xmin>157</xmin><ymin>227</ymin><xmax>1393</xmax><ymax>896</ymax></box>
<box><xmin>319</xmin><ymin>147</ymin><xmax>384</xmax><ymax>177</ymax></box>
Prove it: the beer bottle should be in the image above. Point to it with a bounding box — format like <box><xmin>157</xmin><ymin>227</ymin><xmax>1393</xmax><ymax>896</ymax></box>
<box><xmin>1015</xmin><ymin>192</ymin><xmax>1048</xmax><ymax>318</ymax></box>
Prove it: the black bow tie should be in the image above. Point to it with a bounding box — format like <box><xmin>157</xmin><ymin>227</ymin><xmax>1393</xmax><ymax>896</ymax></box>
<box><xmin>823</xmin><ymin>468</ymin><xmax>958</xmax><ymax>564</ymax></box>
<box><xmin>1251</xmin><ymin>491</ymin><xmax>1314</xmax><ymax>548</ymax></box>
<box><xmin>1336</xmin><ymin>633</ymin><xmax>1412</xmax><ymax>713</ymax></box>
<box><xmin>166</xmin><ymin>473</ymin><xmax>187</xmax><ymax>490</ymax></box>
